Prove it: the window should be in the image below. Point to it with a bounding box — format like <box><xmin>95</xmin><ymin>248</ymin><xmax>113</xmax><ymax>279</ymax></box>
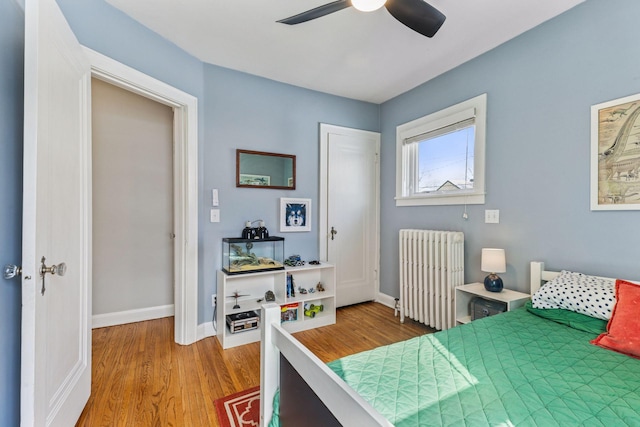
<box><xmin>395</xmin><ymin>94</ymin><xmax>486</xmax><ymax>206</ymax></box>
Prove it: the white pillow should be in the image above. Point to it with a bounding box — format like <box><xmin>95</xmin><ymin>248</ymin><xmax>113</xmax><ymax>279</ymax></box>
<box><xmin>532</xmin><ymin>270</ymin><xmax>615</xmax><ymax>320</ymax></box>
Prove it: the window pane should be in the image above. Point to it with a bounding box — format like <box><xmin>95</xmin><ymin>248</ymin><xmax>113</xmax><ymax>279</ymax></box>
<box><xmin>417</xmin><ymin>126</ymin><xmax>475</xmax><ymax>193</ymax></box>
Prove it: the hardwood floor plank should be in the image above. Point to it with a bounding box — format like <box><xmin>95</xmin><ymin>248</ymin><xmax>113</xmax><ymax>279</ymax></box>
<box><xmin>188</xmin><ymin>344</ymin><xmax>217</xmax><ymax>426</ymax></box>
<box><xmin>118</xmin><ymin>323</ymin><xmax>144</xmax><ymax>426</ymax></box>
<box><xmin>76</xmin><ymin>302</ymin><xmax>434</xmax><ymax>426</ymax></box>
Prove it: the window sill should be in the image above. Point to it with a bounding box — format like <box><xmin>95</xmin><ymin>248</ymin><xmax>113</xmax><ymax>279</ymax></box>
<box><xmin>395</xmin><ymin>193</ymin><xmax>485</xmax><ymax>207</ymax></box>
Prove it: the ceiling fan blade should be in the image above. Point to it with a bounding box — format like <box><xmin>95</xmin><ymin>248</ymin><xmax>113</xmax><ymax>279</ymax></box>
<box><xmin>277</xmin><ymin>0</ymin><xmax>351</xmax><ymax>25</ymax></box>
<box><xmin>384</xmin><ymin>0</ymin><xmax>446</xmax><ymax>38</ymax></box>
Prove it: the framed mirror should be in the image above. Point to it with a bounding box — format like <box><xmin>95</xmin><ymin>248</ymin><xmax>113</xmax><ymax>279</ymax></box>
<box><xmin>236</xmin><ymin>149</ymin><xmax>296</xmax><ymax>190</ymax></box>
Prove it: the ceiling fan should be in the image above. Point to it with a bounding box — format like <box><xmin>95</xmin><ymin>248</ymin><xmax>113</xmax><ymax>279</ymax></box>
<box><xmin>277</xmin><ymin>0</ymin><xmax>446</xmax><ymax>38</ymax></box>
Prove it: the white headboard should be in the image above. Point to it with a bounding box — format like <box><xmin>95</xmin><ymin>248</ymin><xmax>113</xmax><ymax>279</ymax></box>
<box><xmin>530</xmin><ymin>261</ymin><xmax>622</xmax><ymax>296</ymax></box>
<box><xmin>530</xmin><ymin>261</ymin><xmax>561</xmax><ymax>296</ymax></box>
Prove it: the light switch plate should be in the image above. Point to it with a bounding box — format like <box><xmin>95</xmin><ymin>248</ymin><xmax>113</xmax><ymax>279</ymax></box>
<box><xmin>485</xmin><ymin>209</ymin><xmax>500</xmax><ymax>224</ymax></box>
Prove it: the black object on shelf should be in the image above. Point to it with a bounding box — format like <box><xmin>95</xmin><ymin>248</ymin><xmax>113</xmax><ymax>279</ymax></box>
<box><xmin>241</xmin><ymin>219</ymin><xmax>270</xmax><ymax>239</ymax></box>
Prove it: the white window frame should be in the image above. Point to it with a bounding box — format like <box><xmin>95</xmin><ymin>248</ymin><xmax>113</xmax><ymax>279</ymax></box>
<box><xmin>395</xmin><ymin>93</ymin><xmax>487</xmax><ymax>206</ymax></box>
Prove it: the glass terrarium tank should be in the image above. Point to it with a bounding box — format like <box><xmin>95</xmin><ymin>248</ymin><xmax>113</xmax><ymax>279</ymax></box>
<box><xmin>222</xmin><ymin>236</ymin><xmax>285</xmax><ymax>275</ymax></box>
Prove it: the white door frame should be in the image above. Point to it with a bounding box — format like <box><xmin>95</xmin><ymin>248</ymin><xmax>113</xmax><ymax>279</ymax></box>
<box><xmin>83</xmin><ymin>47</ymin><xmax>198</xmax><ymax>345</ymax></box>
<box><xmin>318</xmin><ymin>123</ymin><xmax>381</xmax><ymax>299</ymax></box>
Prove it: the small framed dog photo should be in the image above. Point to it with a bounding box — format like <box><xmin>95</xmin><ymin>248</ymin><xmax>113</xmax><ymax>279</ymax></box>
<box><xmin>280</xmin><ymin>198</ymin><xmax>311</xmax><ymax>232</ymax></box>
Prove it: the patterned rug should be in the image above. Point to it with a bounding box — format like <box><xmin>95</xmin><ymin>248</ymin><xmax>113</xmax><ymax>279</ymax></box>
<box><xmin>214</xmin><ymin>386</ymin><xmax>260</xmax><ymax>427</ymax></box>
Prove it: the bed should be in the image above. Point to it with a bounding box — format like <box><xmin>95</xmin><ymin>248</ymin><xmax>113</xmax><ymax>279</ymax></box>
<box><xmin>259</xmin><ymin>261</ymin><xmax>640</xmax><ymax>426</ymax></box>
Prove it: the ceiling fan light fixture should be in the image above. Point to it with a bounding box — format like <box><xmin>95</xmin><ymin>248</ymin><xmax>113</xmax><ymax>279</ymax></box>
<box><xmin>351</xmin><ymin>0</ymin><xmax>386</xmax><ymax>12</ymax></box>
<box><xmin>277</xmin><ymin>0</ymin><xmax>445</xmax><ymax>39</ymax></box>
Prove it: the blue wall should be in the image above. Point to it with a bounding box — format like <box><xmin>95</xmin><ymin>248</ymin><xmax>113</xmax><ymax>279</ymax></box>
<box><xmin>201</xmin><ymin>64</ymin><xmax>378</xmax><ymax>323</ymax></box>
<box><xmin>56</xmin><ymin>0</ymin><xmax>203</xmax><ymax>99</ymax></box>
<box><xmin>379</xmin><ymin>0</ymin><xmax>640</xmax><ymax>295</ymax></box>
<box><xmin>0</xmin><ymin>0</ymin><xmax>24</xmax><ymax>423</ymax></box>
<box><xmin>56</xmin><ymin>0</ymin><xmax>378</xmax><ymax>327</ymax></box>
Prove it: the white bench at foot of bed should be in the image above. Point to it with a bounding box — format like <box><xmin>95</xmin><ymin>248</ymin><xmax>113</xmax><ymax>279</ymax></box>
<box><xmin>259</xmin><ymin>302</ymin><xmax>392</xmax><ymax>426</ymax></box>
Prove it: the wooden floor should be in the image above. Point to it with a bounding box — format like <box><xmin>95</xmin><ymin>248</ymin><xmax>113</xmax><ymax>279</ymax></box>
<box><xmin>76</xmin><ymin>301</ymin><xmax>434</xmax><ymax>426</ymax></box>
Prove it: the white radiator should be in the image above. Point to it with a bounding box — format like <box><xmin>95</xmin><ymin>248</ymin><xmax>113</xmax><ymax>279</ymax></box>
<box><xmin>399</xmin><ymin>229</ymin><xmax>464</xmax><ymax>330</ymax></box>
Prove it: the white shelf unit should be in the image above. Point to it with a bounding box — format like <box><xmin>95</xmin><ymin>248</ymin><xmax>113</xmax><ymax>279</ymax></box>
<box><xmin>455</xmin><ymin>282</ymin><xmax>530</xmax><ymax>325</ymax></box>
<box><xmin>216</xmin><ymin>263</ymin><xmax>336</xmax><ymax>349</ymax></box>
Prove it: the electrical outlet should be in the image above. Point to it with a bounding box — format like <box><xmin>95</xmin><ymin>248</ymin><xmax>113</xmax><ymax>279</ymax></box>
<box><xmin>210</xmin><ymin>208</ymin><xmax>220</xmax><ymax>223</ymax></box>
<box><xmin>212</xmin><ymin>294</ymin><xmax>216</xmax><ymax>307</ymax></box>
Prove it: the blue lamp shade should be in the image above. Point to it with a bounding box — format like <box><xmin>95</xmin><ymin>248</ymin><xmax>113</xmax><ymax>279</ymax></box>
<box><xmin>481</xmin><ymin>248</ymin><xmax>506</xmax><ymax>292</ymax></box>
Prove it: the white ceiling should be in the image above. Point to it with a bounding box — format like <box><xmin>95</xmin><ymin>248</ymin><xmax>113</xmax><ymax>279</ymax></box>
<box><xmin>105</xmin><ymin>0</ymin><xmax>584</xmax><ymax>104</ymax></box>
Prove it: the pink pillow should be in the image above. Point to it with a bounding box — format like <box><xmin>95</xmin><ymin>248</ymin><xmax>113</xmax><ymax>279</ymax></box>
<box><xmin>591</xmin><ymin>279</ymin><xmax>640</xmax><ymax>359</ymax></box>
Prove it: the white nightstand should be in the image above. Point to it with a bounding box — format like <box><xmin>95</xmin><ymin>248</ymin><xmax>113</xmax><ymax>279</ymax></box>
<box><xmin>455</xmin><ymin>282</ymin><xmax>530</xmax><ymax>325</ymax></box>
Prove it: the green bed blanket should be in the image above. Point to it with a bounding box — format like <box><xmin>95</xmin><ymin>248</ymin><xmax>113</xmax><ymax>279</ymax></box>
<box><xmin>326</xmin><ymin>308</ymin><xmax>640</xmax><ymax>426</ymax></box>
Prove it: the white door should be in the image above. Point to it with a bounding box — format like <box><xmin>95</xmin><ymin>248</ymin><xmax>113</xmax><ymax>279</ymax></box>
<box><xmin>320</xmin><ymin>124</ymin><xmax>380</xmax><ymax>307</ymax></box>
<box><xmin>22</xmin><ymin>0</ymin><xmax>91</xmax><ymax>425</ymax></box>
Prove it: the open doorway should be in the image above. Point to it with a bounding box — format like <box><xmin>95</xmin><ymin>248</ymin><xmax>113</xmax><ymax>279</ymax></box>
<box><xmin>91</xmin><ymin>78</ymin><xmax>175</xmax><ymax>328</ymax></box>
<box><xmin>85</xmin><ymin>47</ymin><xmax>199</xmax><ymax>345</ymax></box>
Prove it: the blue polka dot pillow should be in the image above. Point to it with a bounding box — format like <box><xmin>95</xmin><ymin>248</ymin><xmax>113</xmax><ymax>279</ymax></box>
<box><xmin>532</xmin><ymin>270</ymin><xmax>615</xmax><ymax>320</ymax></box>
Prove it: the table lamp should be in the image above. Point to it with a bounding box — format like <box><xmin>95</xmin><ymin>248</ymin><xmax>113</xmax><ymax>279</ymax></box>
<box><xmin>481</xmin><ymin>248</ymin><xmax>506</xmax><ymax>292</ymax></box>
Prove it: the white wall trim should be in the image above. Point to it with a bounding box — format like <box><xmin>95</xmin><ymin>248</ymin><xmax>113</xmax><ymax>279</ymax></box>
<box><xmin>83</xmin><ymin>47</ymin><xmax>199</xmax><ymax>345</ymax></box>
<box><xmin>375</xmin><ymin>292</ymin><xmax>398</xmax><ymax>310</ymax></box>
<box><xmin>92</xmin><ymin>305</ymin><xmax>175</xmax><ymax>329</ymax></box>
<box><xmin>197</xmin><ymin>321</ymin><xmax>217</xmax><ymax>341</ymax></box>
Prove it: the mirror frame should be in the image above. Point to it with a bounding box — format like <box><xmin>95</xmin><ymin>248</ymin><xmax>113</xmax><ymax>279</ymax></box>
<box><xmin>236</xmin><ymin>149</ymin><xmax>296</xmax><ymax>190</ymax></box>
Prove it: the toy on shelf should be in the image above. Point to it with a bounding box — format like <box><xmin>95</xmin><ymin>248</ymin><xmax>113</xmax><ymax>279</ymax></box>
<box><xmin>304</xmin><ymin>303</ymin><xmax>324</xmax><ymax>318</ymax></box>
<box><xmin>228</xmin><ymin>291</ymin><xmax>249</xmax><ymax>309</ymax></box>
<box><xmin>316</xmin><ymin>282</ymin><xmax>325</xmax><ymax>292</ymax></box>
<box><xmin>284</xmin><ymin>254</ymin><xmax>305</xmax><ymax>267</ymax></box>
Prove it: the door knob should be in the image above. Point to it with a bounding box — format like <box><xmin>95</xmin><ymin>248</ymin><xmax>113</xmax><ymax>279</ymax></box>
<box><xmin>330</xmin><ymin>226</ymin><xmax>338</xmax><ymax>241</ymax></box>
<box><xmin>40</xmin><ymin>256</ymin><xmax>67</xmax><ymax>295</ymax></box>
<box><xmin>3</xmin><ymin>264</ymin><xmax>22</xmax><ymax>280</ymax></box>
<box><xmin>41</xmin><ymin>258</ymin><xmax>66</xmax><ymax>277</ymax></box>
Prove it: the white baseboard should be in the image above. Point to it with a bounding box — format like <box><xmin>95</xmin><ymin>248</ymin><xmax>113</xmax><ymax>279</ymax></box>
<box><xmin>92</xmin><ymin>304</ymin><xmax>174</xmax><ymax>329</ymax></box>
<box><xmin>198</xmin><ymin>320</ymin><xmax>216</xmax><ymax>341</ymax></box>
<box><xmin>375</xmin><ymin>292</ymin><xmax>399</xmax><ymax>309</ymax></box>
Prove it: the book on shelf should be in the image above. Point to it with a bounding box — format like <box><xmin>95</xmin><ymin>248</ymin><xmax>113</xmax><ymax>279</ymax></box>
<box><xmin>280</xmin><ymin>302</ymin><xmax>298</xmax><ymax>323</ymax></box>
